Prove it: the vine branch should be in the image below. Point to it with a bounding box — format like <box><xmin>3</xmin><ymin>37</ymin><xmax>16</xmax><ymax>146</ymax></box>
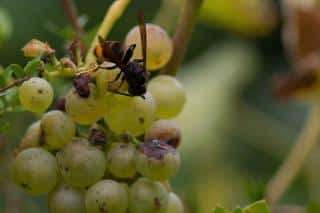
<box><xmin>60</xmin><ymin>0</ymin><xmax>84</xmax><ymax>37</ymax></box>
<box><xmin>85</xmin><ymin>0</ymin><xmax>131</xmax><ymax>63</ymax></box>
<box><xmin>161</xmin><ymin>0</ymin><xmax>203</xmax><ymax>76</ymax></box>
<box><xmin>265</xmin><ymin>105</ymin><xmax>320</xmax><ymax>204</ymax></box>
<box><xmin>0</xmin><ymin>76</ymin><xmax>31</xmax><ymax>94</ymax></box>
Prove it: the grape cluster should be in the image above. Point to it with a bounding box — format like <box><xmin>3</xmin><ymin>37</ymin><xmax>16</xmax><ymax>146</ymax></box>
<box><xmin>10</xmin><ymin>23</ymin><xmax>186</xmax><ymax>213</ymax></box>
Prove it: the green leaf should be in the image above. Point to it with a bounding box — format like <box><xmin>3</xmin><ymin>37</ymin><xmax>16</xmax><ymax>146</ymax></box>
<box><xmin>5</xmin><ymin>64</ymin><xmax>25</xmax><ymax>78</ymax></box>
<box><xmin>243</xmin><ymin>200</ymin><xmax>269</xmax><ymax>213</ymax></box>
<box><xmin>307</xmin><ymin>202</ymin><xmax>320</xmax><ymax>213</ymax></box>
<box><xmin>212</xmin><ymin>206</ymin><xmax>229</xmax><ymax>213</ymax></box>
<box><xmin>24</xmin><ymin>57</ymin><xmax>41</xmax><ymax>74</ymax></box>
<box><xmin>0</xmin><ymin>67</ymin><xmax>6</xmax><ymax>86</ymax></box>
<box><xmin>232</xmin><ymin>207</ymin><xmax>244</xmax><ymax>213</ymax></box>
<box><xmin>0</xmin><ymin>121</ymin><xmax>10</xmax><ymax>132</ymax></box>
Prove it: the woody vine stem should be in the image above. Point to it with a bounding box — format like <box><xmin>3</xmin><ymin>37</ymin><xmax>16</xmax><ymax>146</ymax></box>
<box><xmin>266</xmin><ymin>105</ymin><xmax>320</xmax><ymax>204</ymax></box>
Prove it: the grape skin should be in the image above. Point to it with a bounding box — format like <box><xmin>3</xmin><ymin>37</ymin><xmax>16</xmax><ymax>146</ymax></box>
<box><xmin>135</xmin><ymin>140</ymin><xmax>181</xmax><ymax>181</ymax></box>
<box><xmin>65</xmin><ymin>84</ymin><xmax>107</xmax><ymax>125</ymax></box>
<box><xmin>11</xmin><ymin>147</ymin><xmax>58</xmax><ymax>195</ymax></box>
<box><xmin>104</xmin><ymin>92</ymin><xmax>156</xmax><ymax>136</ymax></box>
<box><xmin>19</xmin><ymin>77</ymin><xmax>54</xmax><ymax>113</ymax></box>
<box><xmin>145</xmin><ymin>119</ymin><xmax>181</xmax><ymax>148</ymax></box>
<box><xmin>56</xmin><ymin>139</ymin><xmax>106</xmax><ymax>188</ymax></box>
<box><xmin>14</xmin><ymin>121</ymin><xmax>41</xmax><ymax>154</ymax></box>
<box><xmin>129</xmin><ymin>177</ymin><xmax>169</xmax><ymax>213</ymax></box>
<box><xmin>48</xmin><ymin>183</ymin><xmax>86</xmax><ymax>213</ymax></box>
<box><xmin>148</xmin><ymin>75</ymin><xmax>186</xmax><ymax>119</ymax></box>
<box><xmin>85</xmin><ymin>179</ymin><xmax>128</xmax><ymax>213</ymax></box>
<box><xmin>41</xmin><ymin>110</ymin><xmax>76</xmax><ymax>150</ymax></box>
<box><xmin>166</xmin><ymin>192</ymin><xmax>184</xmax><ymax>213</ymax></box>
<box><xmin>106</xmin><ymin>142</ymin><xmax>137</xmax><ymax>179</ymax></box>
<box><xmin>125</xmin><ymin>24</ymin><xmax>173</xmax><ymax>71</ymax></box>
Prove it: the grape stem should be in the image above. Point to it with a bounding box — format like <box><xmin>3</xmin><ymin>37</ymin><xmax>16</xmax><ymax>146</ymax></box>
<box><xmin>85</xmin><ymin>0</ymin><xmax>131</xmax><ymax>63</ymax></box>
<box><xmin>60</xmin><ymin>0</ymin><xmax>84</xmax><ymax>37</ymax></box>
<box><xmin>161</xmin><ymin>0</ymin><xmax>204</xmax><ymax>76</ymax></box>
<box><xmin>265</xmin><ymin>105</ymin><xmax>320</xmax><ymax>204</ymax></box>
<box><xmin>0</xmin><ymin>76</ymin><xmax>31</xmax><ymax>94</ymax></box>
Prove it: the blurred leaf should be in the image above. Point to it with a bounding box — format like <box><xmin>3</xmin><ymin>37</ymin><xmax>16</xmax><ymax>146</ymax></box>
<box><xmin>307</xmin><ymin>202</ymin><xmax>320</xmax><ymax>213</ymax></box>
<box><xmin>24</xmin><ymin>57</ymin><xmax>41</xmax><ymax>75</ymax></box>
<box><xmin>5</xmin><ymin>88</ymin><xmax>20</xmax><ymax>107</ymax></box>
<box><xmin>0</xmin><ymin>120</ymin><xmax>10</xmax><ymax>132</ymax></box>
<box><xmin>0</xmin><ymin>66</ymin><xmax>6</xmax><ymax>86</ymax></box>
<box><xmin>212</xmin><ymin>206</ymin><xmax>230</xmax><ymax>213</ymax></box>
<box><xmin>0</xmin><ymin>8</ymin><xmax>12</xmax><ymax>46</ymax></box>
<box><xmin>200</xmin><ymin>0</ymin><xmax>278</xmax><ymax>37</ymax></box>
<box><xmin>5</xmin><ymin>64</ymin><xmax>25</xmax><ymax>78</ymax></box>
<box><xmin>243</xmin><ymin>200</ymin><xmax>269</xmax><ymax>213</ymax></box>
<box><xmin>233</xmin><ymin>208</ymin><xmax>244</xmax><ymax>213</ymax></box>
<box><xmin>245</xmin><ymin>179</ymin><xmax>265</xmax><ymax>202</ymax></box>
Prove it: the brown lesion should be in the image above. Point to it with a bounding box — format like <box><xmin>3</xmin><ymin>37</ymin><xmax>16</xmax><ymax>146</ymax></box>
<box><xmin>139</xmin><ymin>139</ymin><xmax>175</xmax><ymax>160</ymax></box>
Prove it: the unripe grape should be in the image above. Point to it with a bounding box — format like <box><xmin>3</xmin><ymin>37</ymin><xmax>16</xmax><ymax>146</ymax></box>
<box><xmin>95</xmin><ymin>66</ymin><xmax>128</xmax><ymax>95</ymax></box>
<box><xmin>11</xmin><ymin>148</ymin><xmax>58</xmax><ymax>195</ymax></box>
<box><xmin>148</xmin><ymin>75</ymin><xmax>186</xmax><ymax>118</ymax></box>
<box><xmin>104</xmin><ymin>92</ymin><xmax>156</xmax><ymax>136</ymax></box>
<box><xmin>166</xmin><ymin>192</ymin><xmax>184</xmax><ymax>213</ymax></box>
<box><xmin>135</xmin><ymin>140</ymin><xmax>180</xmax><ymax>181</ymax></box>
<box><xmin>41</xmin><ymin>110</ymin><xmax>75</xmax><ymax>150</ymax></box>
<box><xmin>65</xmin><ymin>84</ymin><xmax>107</xmax><ymax>125</ymax></box>
<box><xmin>85</xmin><ymin>179</ymin><xmax>128</xmax><ymax>213</ymax></box>
<box><xmin>145</xmin><ymin>120</ymin><xmax>181</xmax><ymax>148</ymax></box>
<box><xmin>48</xmin><ymin>183</ymin><xmax>86</xmax><ymax>213</ymax></box>
<box><xmin>106</xmin><ymin>142</ymin><xmax>136</xmax><ymax>179</ymax></box>
<box><xmin>56</xmin><ymin>139</ymin><xmax>106</xmax><ymax>188</ymax></box>
<box><xmin>14</xmin><ymin>121</ymin><xmax>41</xmax><ymax>154</ymax></box>
<box><xmin>19</xmin><ymin>77</ymin><xmax>54</xmax><ymax>113</ymax></box>
<box><xmin>22</xmin><ymin>39</ymin><xmax>55</xmax><ymax>57</ymax></box>
<box><xmin>129</xmin><ymin>177</ymin><xmax>169</xmax><ymax>213</ymax></box>
<box><xmin>125</xmin><ymin>24</ymin><xmax>173</xmax><ymax>70</ymax></box>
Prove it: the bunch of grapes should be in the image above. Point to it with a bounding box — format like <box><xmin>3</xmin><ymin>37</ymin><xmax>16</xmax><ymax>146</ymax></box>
<box><xmin>8</xmin><ymin>22</ymin><xmax>187</xmax><ymax>213</ymax></box>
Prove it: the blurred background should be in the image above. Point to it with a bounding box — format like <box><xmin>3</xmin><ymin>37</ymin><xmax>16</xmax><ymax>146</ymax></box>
<box><xmin>0</xmin><ymin>0</ymin><xmax>317</xmax><ymax>212</ymax></box>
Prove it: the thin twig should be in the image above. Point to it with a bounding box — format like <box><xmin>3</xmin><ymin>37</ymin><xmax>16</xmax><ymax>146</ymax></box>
<box><xmin>85</xmin><ymin>0</ymin><xmax>131</xmax><ymax>63</ymax></box>
<box><xmin>0</xmin><ymin>76</ymin><xmax>31</xmax><ymax>93</ymax></box>
<box><xmin>265</xmin><ymin>105</ymin><xmax>320</xmax><ymax>204</ymax></box>
<box><xmin>60</xmin><ymin>0</ymin><xmax>84</xmax><ymax>37</ymax></box>
<box><xmin>161</xmin><ymin>0</ymin><xmax>204</xmax><ymax>76</ymax></box>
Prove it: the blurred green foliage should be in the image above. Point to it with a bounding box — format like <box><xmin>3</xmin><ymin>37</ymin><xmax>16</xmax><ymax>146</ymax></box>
<box><xmin>0</xmin><ymin>0</ymin><xmax>317</xmax><ymax>212</ymax></box>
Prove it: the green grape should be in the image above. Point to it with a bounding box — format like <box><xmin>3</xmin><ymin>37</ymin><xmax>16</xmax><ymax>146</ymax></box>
<box><xmin>106</xmin><ymin>142</ymin><xmax>136</xmax><ymax>179</ymax></box>
<box><xmin>135</xmin><ymin>140</ymin><xmax>180</xmax><ymax>181</ymax></box>
<box><xmin>104</xmin><ymin>92</ymin><xmax>156</xmax><ymax>136</ymax></box>
<box><xmin>95</xmin><ymin>66</ymin><xmax>128</xmax><ymax>95</ymax></box>
<box><xmin>56</xmin><ymin>139</ymin><xmax>106</xmax><ymax>188</ymax></box>
<box><xmin>145</xmin><ymin>120</ymin><xmax>181</xmax><ymax>148</ymax></box>
<box><xmin>148</xmin><ymin>75</ymin><xmax>186</xmax><ymax>118</ymax></box>
<box><xmin>41</xmin><ymin>110</ymin><xmax>75</xmax><ymax>150</ymax></box>
<box><xmin>11</xmin><ymin>148</ymin><xmax>58</xmax><ymax>195</ymax></box>
<box><xmin>48</xmin><ymin>183</ymin><xmax>86</xmax><ymax>213</ymax></box>
<box><xmin>21</xmin><ymin>39</ymin><xmax>55</xmax><ymax>58</ymax></box>
<box><xmin>14</xmin><ymin>121</ymin><xmax>41</xmax><ymax>155</ymax></box>
<box><xmin>65</xmin><ymin>84</ymin><xmax>107</xmax><ymax>125</ymax></box>
<box><xmin>166</xmin><ymin>192</ymin><xmax>184</xmax><ymax>213</ymax></box>
<box><xmin>85</xmin><ymin>179</ymin><xmax>128</xmax><ymax>213</ymax></box>
<box><xmin>19</xmin><ymin>77</ymin><xmax>54</xmax><ymax>113</ymax></box>
<box><xmin>129</xmin><ymin>177</ymin><xmax>169</xmax><ymax>213</ymax></box>
<box><xmin>125</xmin><ymin>24</ymin><xmax>173</xmax><ymax>71</ymax></box>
